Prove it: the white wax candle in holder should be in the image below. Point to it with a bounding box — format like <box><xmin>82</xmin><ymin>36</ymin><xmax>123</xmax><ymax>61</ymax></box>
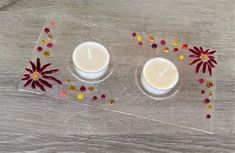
<box><xmin>72</xmin><ymin>41</ymin><xmax>110</xmax><ymax>80</ymax></box>
<box><xmin>141</xmin><ymin>57</ymin><xmax>179</xmax><ymax>95</ymax></box>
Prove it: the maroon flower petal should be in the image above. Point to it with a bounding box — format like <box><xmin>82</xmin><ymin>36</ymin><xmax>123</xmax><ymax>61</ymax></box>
<box><xmin>36</xmin><ymin>58</ymin><xmax>41</xmax><ymax>72</ymax></box>
<box><xmin>21</xmin><ymin>76</ymin><xmax>30</xmax><ymax>81</ymax></box>
<box><xmin>29</xmin><ymin>61</ymin><xmax>36</xmax><ymax>71</ymax></box>
<box><xmin>190</xmin><ymin>59</ymin><xmax>201</xmax><ymax>65</ymax></box>
<box><xmin>189</xmin><ymin>48</ymin><xmax>200</xmax><ymax>55</ymax></box>
<box><xmin>196</xmin><ymin>61</ymin><xmax>203</xmax><ymax>73</ymax></box>
<box><xmin>189</xmin><ymin>55</ymin><xmax>200</xmax><ymax>58</ymax></box>
<box><xmin>208</xmin><ymin>60</ymin><xmax>215</xmax><ymax>68</ymax></box>
<box><xmin>24</xmin><ymin>74</ymin><xmax>30</xmax><ymax>77</ymax></box>
<box><xmin>193</xmin><ymin>47</ymin><xmax>201</xmax><ymax>53</ymax></box>
<box><xmin>207</xmin><ymin>50</ymin><xmax>216</xmax><ymax>55</ymax></box>
<box><xmin>25</xmin><ymin>68</ymin><xmax>33</xmax><ymax>74</ymax></box>
<box><xmin>210</xmin><ymin>59</ymin><xmax>217</xmax><ymax>65</ymax></box>
<box><xmin>41</xmin><ymin>69</ymin><xmax>59</xmax><ymax>75</ymax></box>
<box><xmin>202</xmin><ymin>62</ymin><xmax>207</xmax><ymax>73</ymax></box>
<box><xmin>39</xmin><ymin>63</ymin><xmax>52</xmax><ymax>73</ymax></box>
<box><xmin>24</xmin><ymin>79</ymin><xmax>33</xmax><ymax>87</ymax></box>
<box><xmin>31</xmin><ymin>81</ymin><xmax>36</xmax><ymax>89</ymax></box>
<box><xmin>35</xmin><ymin>81</ymin><xmax>45</xmax><ymax>91</ymax></box>
<box><xmin>204</xmin><ymin>49</ymin><xmax>209</xmax><ymax>53</ymax></box>
<box><xmin>209</xmin><ymin>56</ymin><xmax>215</xmax><ymax>59</ymax></box>
<box><xmin>42</xmin><ymin>75</ymin><xmax>62</xmax><ymax>84</ymax></box>
<box><xmin>38</xmin><ymin>78</ymin><xmax>52</xmax><ymax>88</ymax></box>
<box><xmin>199</xmin><ymin>47</ymin><xmax>204</xmax><ymax>52</ymax></box>
<box><xmin>207</xmin><ymin>63</ymin><xmax>212</xmax><ymax>76</ymax></box>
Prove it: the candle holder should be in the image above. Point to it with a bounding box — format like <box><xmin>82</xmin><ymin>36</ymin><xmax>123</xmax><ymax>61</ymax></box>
<box><xmin>17</xmin><ymin>18</ymin><xmax>217</xmax><ymax>134</ymax></box>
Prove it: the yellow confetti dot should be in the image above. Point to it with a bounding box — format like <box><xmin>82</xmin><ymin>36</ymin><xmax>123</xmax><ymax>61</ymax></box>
<box><xmin>69</xmin><ymin>85</ymin><xmax>76</xmax><ymax>92</ymax></box>
<box><xmin>47</xmin><ymin>35</ymin><xmax>53</xmax><ymax>40</ymax></box>
<box><xmin>179</xmin><ymin>55</ymin><xmax>185</xmax><ymax>61</ymax></box>
<box><xmin>43</xmin><ymin>51</ymin><xmax>50</xmax><ymax>58</ymax></box>
<box><xmin>41</xmin><ymin>39</ymin><xmax>46</xmax><ymax>45</ymax></box>
<box><xmin>207</xmin><ymin>104</ymin><xmax>212</xmax><ymax>109</ymax></box>
<box><xmin>163</xmin><ymin>47</ymin><xmax>169</xmax><ymax>53</ymax></box>
<box><xmin>137</xmin><ymin>35</ymin><xmax>142</xmax><ymax>41</ymax></box>
<box><xmin>147</xmin><ymin>35</ymin><xmax>154</xmax><ymax>42</ymax></box>
<box><xmin>77</xmin><ymin>92</ymin><xmax>84</xmax><ymax>100</ymax></box>
<box><xmin>172</xmin><ymin>40</ymin><xmax>179</xmax><ymax>46</ymax></box>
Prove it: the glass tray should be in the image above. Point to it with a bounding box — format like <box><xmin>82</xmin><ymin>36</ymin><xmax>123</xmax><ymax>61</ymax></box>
<box><xmin>17</xmin><ymin>18</ymin><xmax>217</xmax><ymax>134</ymax></box>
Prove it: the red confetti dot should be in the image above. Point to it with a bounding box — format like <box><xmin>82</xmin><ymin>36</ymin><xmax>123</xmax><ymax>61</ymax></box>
<box><xmin>80</xmin><ymin>86</ymin><xmax>86</xmax><ymax>92</ymax></box>
<box><xmin>199</xmin><ymin>78</ymin><xmax>205</xmax><ymax>84</ymax></box>
<box><xmin>204</xmin><ymin>98</ymin><xmax>210</xmax><ymax>104</ymax></box>
<box><xmin>93</xmin><ymin>96</ymin><xmax>97</xmax><ymax>101</ymax></box>
<box><xmin>138</xmin><ymin>41</ymin><xmax>143</xmax><ymax>46</ymax></box>
<box><xmin>160</xmin><ymin>40</ymin><xmax>166</xmax><ymax>45</ymax></box>
<box><xmin>152</xmin><ymin>43</ymin><xmax>157</xmax><ymax>49</ymax></box>
<box><xmin>182</xmin><ymin>43</ymin><xmax>188</xmax><ymax>49</ymax></box>
<box><xmin>132</xmin><ymin>32</ymin><xmax>136</xmax><ymax>37</ymax></box>
<box><xmin>206</xmin><ymin>114</ymin><xmax>211</xmax><ymax>119</ymax></box>
<box><xmin>173</xmin><ymin>48</ymin><xmax>178</xmax><ymax>52</ymax></box>
<box><xmin>44</xmin><ymin>28</ymin><xmax>50</xmax><ymax>33</ymax></box>
<box><xmin>47</xmin><ymin>43</ymin><xmax>53</xmax><ymax>48</ymax></box>
<box><xmin>201</xmin><ymin>90</ymin><xmax>205</xmax><ymax>94</ymax></box>
<box><xmin>59</xmin><ymin>89</ymin><xmax>67</xmax><ymax>97</ymax></box>
<box><xmin>101</xmin><ymin>94</ymin><xmax>106</xmax><ymax>99</ymax></box>
<box><xmin>37</xmin><ymin>46</ymin><xmax>43</xmax><ymax>52</ymax></box>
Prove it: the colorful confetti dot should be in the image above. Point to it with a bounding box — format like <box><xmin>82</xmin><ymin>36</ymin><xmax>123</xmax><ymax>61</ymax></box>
<box><xmin>207</xmin><ymin>104</ymin><xmax>212</xmax><ymax>109</ymax></box>
<box><xmin>147</xmin><ymin>35</ymin><xmax>154</xmax><ymax>42</ymax></box>
<box><xmin>69</xmin><ymin>85</ymin><xmax>76</xmax><ymax>92</ymax></box>
<box><xmin>163</xmin><ymin>47</ymin><xmax>169</xmax><ymax>53</ymax></box>
<box><xmin>138</xmin><ymin>41</ymin><xmax>143</xmax><ymax>46</ymax></box>
<box><xmin>47</xmin><ymin>35</ymin><xmax>53</xmax><ymax>40</ymax></box>
<box><xmin>152</xmin><ymin>43</ymin><xmax>157</xmax><ymax>49</ymax></box>
<box><xmin>50</xmin><ymin>21</ymin><xmax>55</xmax><ymax>26</ymax></box>
<box><xmin>199</xmin><ymin>78</ymin><xmax>205</xmax><ymax>84</ymax></box>
<box><xmin>77</xmin><ymin>92</ymin><xmax>85</xmax><ymax>100</ymax></box>
<box><xmin>47</xmin><ymin>43</ymin><xmax>53</xmax><ymax>48</ymax></box>
<box><xmin>65</xmin><ymin>79</ymin><xmax>71</xmax><ymax>85</ymax></box>
<box><xmin>93</xmin><ymin>96</ymin><xmax>98</xmax><ymax>101</ymax></box>
<box><xmin>41</xmin><ymin>39</ymin><xmax>46</xmax><ymax>45</ymax></box>
<box><xmin>59</xmin><ymin>89</ymin><xmax>67</xmax><ymax>97</ymax></box>
<box><xmin>208</xmin><ymin>92</ymin><xmax>213</xmax><ymax>97</ymax></box>
<box><xmin>179</xmin><ymin>55</ymin><xmax>185</xmax><ymax>61</ymax></box>
<box><xmin>43</xmin><ymin>51</ymin><xmax>50</xmax><ymax>58</ymax></box>
<box><xmin>173</xmin><ymin>48</ymin><xmax>179</xmax><ymax>52</ymax></box>
<box><xmin>37</xmin><ymin>46</ymin><xmax>43</xmax><ymax>52</ymax></box>
<box><xmin>201</xmin><ymin>90</ymin><xmax>205</xmax><ymax>94</ymax></box>
<box><xmin>206</xmin><ymin>114</ymin><xmax>211</xmax><ymax>119</ymax></box>
<box><xmin>204</xmin><ymin>98</ymin><xmax>210</xmax><ymax>104</ymax></box>
<box><xmin>160</xmin><ymin>40</ymin><xmax>166</xmax><ymax>45</ymax></box>
<box><xmin>109</xmin><ymin>99</ymin><xmax>115</xmax><ymax>104</ymax></box>
<box><xmin>88</xmin><ymin>86</ymin><xmax>94</xmax><ymax>92</ymax></box>
<box><xmin>137</xmin><ymin>35</ymin><xmax>142</xmax><ymax>41</ymax></box>
<box><xmin>132</xmin><ymin>32</ymin><xmax>136</xmax><ymax>37</ymax></box>
<box><xmin>182</xmin><ymin>44</ymin><xmax>188</xmax><ymax>49</ymax></box>
<box><xmin>101</xmin><ymin>94</ymin><xmax>106</xmax><ymax>99</ymax></box>
<box><xmin>206</xmin><ymin>81</ymin><xmax>213</xmax><ymax>89</ymax></box>
<box><xmin>44</xmin><ymin>28</ymin><xmax>50</xmax><ymax>33</ymax></box>
<box><xmin>172</xmin><ymin>40</ymin><xmax>179</xmax><ymax>46</ymax></box>
<box><xmin>80</xmin><ymin>86</ymin><xmax>86</xmax><ymax>92</ymax></box>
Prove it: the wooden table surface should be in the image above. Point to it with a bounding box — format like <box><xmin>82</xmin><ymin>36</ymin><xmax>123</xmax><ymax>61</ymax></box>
<box><xmin>0</xmin><ymin>0</ymin><xmax>234</xmax><ymax>152</ymax></box>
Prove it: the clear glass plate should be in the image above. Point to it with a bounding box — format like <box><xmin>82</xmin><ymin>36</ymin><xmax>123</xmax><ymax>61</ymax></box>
<box><xmin>17</xmin><ymin>18</ymin><xmax>217</xmax><ymax>134</ymax></box>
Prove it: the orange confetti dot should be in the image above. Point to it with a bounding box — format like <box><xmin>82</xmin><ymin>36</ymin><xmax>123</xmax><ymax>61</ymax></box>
<box><xmin>163</xmin><ymin>47</ymin><xmax>169</xmax><ymax>53</ymax></box>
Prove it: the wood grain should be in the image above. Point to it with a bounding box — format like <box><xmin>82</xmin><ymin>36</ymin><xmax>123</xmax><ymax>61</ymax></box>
<box><xmin>0</xmin><ymin>0</ymin><xmax>235</xmax><ymax>152</ymax></box>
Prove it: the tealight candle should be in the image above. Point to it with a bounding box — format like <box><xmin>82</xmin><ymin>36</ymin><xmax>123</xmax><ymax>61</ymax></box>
<box><xmin>72</xmin><ymin>41</ymin><xmax>110</xmax><ymax>80</ymax></box>
<box><xmin>141</xmin><ymin>57</ymin><xmax>179</xmax><ymax>95</ymax></box>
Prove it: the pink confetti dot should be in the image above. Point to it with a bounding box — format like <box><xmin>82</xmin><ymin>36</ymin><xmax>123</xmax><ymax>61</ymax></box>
<box><xmin>50</xmin><ymin>21</ymin><xmax>55</xmax><ymax>26</ymax></box>
<box><xmin>47</xmin><ymin>43</ymin><xmax>53</xmax><ymax>48</ymax></box>
<box><xmin>199</xmin><ymin>78</ymin><xmax>205</xmax><ymax>84</ymax></box>
<box><xmin>101</xmin><ymin>94</ymin><xmax>106</xmax><ymax>99</ymax></box>
<box><xmin>93</xmin><ymin>96</ymin><xmax>98</xmax><ymax>101</ymax></box>
<box><xmin>204</xmin><ymin>98</ymin><xmax>210</xmax><ymax>104</ymax></box>
<box><xmin>37</xmin><ymin>46</ymin><xmax>43</xmax><ymax>52</ymax></box>
<box><xmin>160</xmin><ymin>40</ymin><xmax>166</xmax><ymax>45</ymax></box>
<box><xmin>44</xmin><ymin>28</ymin><xmax>50</xmax><ymax>33</ymax></box>
<box><xmin>173</xmin><ymin>48</ymin><xmax>178</xmax><ymax>52</ymax></box>
<box><xmin>80</xmin><ymin>86</ymin><xmax>86</xmax><ymax>92</ymax></box>
<box><xmin>132</xmin><ymin>32</ymin><xmax>136</xmax><ymax>37</ymax></box>
<box><xmin>152</xmin><ymin>43</ymin><xmax>157</xmax><ymax>49</ymax></box>
<box><xmin>206</xmin><ymin>114</ymin><xmax>211</xmax><ymax>119</ymax></box>
<box><xmin>138</xmin><ymin>41</ymin><xmax>143</xmax><ymax>46</ymax></box>
<box><xmin>59</xmin><ymin>89</ymin><xmax>67</xmax><ymax>97</ymax></box>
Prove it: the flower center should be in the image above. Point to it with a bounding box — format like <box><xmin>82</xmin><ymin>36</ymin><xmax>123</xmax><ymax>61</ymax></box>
<box><xmin>32</xmin><ymin>72</ymin><xmax>40</xmax><ymax>79</ymax></box>
<box><xmin>201</xmin><ymin>54</ymin><xmax>208</xmax><ymax>60</ymax></box>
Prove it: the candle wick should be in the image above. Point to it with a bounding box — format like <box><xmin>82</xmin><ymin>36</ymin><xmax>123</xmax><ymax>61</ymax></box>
<box><xmin>159</xmin><ymin>68</ymin><xmax>167</xmax><ymax>77</ymax></box>
<box><xmin>88</xmin><ymin>48</ymin><xmax>92</xmax><ymax>59</ymax></box>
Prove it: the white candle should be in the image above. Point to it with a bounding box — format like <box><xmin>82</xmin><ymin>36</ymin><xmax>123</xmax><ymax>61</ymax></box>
<box><xmin>141</xmin><ymin>57</ymin><xmax>179</xmax><ymax>95</ymax></box>
<box><xmin>72</xmin><ymin>42</ymin><xmax>110</xmax><ymax>80</ymax></box>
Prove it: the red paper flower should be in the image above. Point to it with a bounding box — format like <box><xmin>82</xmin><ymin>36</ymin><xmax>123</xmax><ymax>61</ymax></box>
<box><xmin>21</xmin><ymin>58</ymin><xmax>62</xmax><ymax>91</ymax></box>
<box><xmin>189</xmin><ymin>47</ymin><xmax>217</xmax><ymax>76</ymax></box>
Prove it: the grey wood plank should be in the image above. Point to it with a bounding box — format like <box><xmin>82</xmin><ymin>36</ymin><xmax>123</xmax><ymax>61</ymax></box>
<box><xmin>0</xmin><ymin>0</ymin><xmax>234</xmax><ymax>152</ymax></box>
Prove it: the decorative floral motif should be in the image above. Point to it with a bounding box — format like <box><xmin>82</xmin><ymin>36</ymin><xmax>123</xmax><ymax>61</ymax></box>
<box><xmin>189</xmin><ymin>47</ymin><xmax>217</xmax><ymax>76</ymax></box>
<box><xmin>22</xmin><ymin>58</ymin><xmax>62</xmax><ymax>91</ymax></box>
